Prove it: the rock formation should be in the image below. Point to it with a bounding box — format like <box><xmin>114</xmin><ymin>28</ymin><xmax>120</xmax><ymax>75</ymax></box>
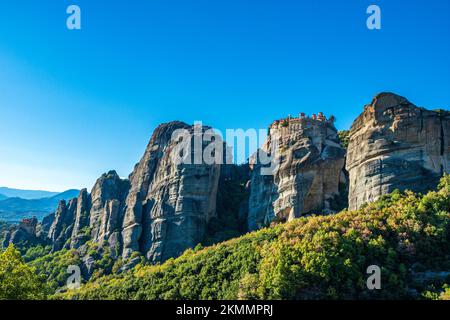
<box><xmin>69</xmin><ymin>189</ymin><xmax>90</xmax><ymax>249</ymax></box>
<box><xmin>248</xmin><ymin>114</ymin><xmax>346</xmax><ymax>230</ymax></box>
<box><xmin>121</xmin><ymin>121</ymin><xmax>221</xmax><ymax>263</ymax></box>
<box><xmin>86</xmin><ymin>171</ymin><xmax>129</xmax><ymax>250</ymax></box>
<box><xmin>346</xmin><ymin>92</ymin><xmax>450</xmax><ymax>210</ymax></box>
<box><xmin>48</xmin><ymin>199</ymin><xmax>77</xmax><ymax>251</ymax></box>
<box><xmin>16</xmin><ymin>93</ymin><xmax>448</xmax><ymax>272</ymax></box>
<box><xmin>46</xmin><ymin>171</ymin><xmax>129</xmax><ymax>252</ymax></box>
<box><xmin>2</xmin><ymin>217</ymin><xmax>40</xmax><ymax>248</ymax></box>
<box><xmin>38</xmin><ymin>121</ymin><xmax>223</xmax><ymax>265</ymax></box>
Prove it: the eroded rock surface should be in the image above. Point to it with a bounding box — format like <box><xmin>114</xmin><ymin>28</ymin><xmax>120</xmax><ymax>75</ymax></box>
<box><xmin>248</xmin><ymin>114</ymin><xmax>346</xmax><ymax>230</ymax></box>
<box><xmin>346</xmin><ymin>92</ymin><xmax>450</xmax><ymax>210</ymax></box>
<box><xmin>38</xmin><ymin>121</ymin><xmax>222</xmax><ymax>265</ymax></box>
<box><xmin>46</xmin><ymin>171</ymin><xmax>129</xmax><ymax>252</ymax></box>
<box><xmin>122</xmin><ymin>122</ymin><xmax>221</xmax><ymax>263</ymax></box>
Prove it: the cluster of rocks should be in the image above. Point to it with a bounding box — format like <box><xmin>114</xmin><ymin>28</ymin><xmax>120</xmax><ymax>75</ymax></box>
<box><xmin>45</xmin><ymin>171</ymin><xmax>129</xmax><ymax>255</ymax></box>
<box><xmin>2</xmin><ymin>92</ymin><xmax>448</xmax><ymax>277</ymax></box>
<box><xmin>4</xmin><ymin>121</ymin><xmax>224</xmax><ymax>267</ymax></box>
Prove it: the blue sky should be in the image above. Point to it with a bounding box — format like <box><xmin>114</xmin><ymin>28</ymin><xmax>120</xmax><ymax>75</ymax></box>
<box><xmin>0</xmin><ymin>0</ymin><xmax>449</xmax><ymax>191</ymax></box>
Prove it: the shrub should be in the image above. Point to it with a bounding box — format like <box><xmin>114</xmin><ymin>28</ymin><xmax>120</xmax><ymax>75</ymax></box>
<box><xmin>0</xmin><ymin>245</ymin><xmax>48</xmax><ymax>299</ymax></box>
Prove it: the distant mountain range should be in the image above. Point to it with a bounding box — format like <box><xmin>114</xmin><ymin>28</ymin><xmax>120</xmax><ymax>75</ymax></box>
<box><xmin>0</xmin><ymin>187</ymin><xmax>61</xmax><ymax>200</ymax></box>
<box><xmin>0</xmin><ymin>188</ymin><xmax>80</xmax><ymax>223</ymax></box>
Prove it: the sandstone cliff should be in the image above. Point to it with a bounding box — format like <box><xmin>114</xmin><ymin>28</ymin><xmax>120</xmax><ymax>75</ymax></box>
<box><xmin>346</xmin><ymin>92</ymin><xmax>450</xmax><ymax>210</ymax></box>
<box><xmin>121</xmin><ymin>121</ymin><xmax>221</xmax><ymax>263</ymax></box>
<box><xmin>248</xmin><ymin>114</ymin><xmax>346</xmax><ymax>230</ymax></box>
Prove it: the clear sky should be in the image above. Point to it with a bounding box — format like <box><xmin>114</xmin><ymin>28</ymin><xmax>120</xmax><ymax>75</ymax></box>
<box><xmin>0</xmin><ymin>0</ymin><xmax>449</xmax><ymax>191</ymax></box>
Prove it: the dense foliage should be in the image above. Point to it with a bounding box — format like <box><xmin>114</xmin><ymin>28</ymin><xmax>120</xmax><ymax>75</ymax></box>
<box><xmin>28</xmin><ymin>248</ymin><xmax>82</xmax><ymax>291</ymax></box>
<box><xmin>0</xmin><ymin>245</ymin><xmax>48</xmax><ymax>299</ymax></box>
<box><xmin>58</xmin><ymin>176</ymin><xmax>450</xmax><ymax>300</ymax></box>
<box><xmin>26</xmin><ymin>241</ymin><xmax>121</xmax><ymax>291</ymax></box>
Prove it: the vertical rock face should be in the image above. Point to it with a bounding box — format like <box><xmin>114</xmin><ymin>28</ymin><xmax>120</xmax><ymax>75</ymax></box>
<box><xmin>48</xmin><ymin>200</ymin><xmax>77</xmax><ymax>251</ymax></box>
<box><xmin>88</xmin><ymin>171</ymin><xmax>129</xmax><ymax>245</ymax></box>
<box><xmin>248</xmin><ymin>114</ymin><xmax>346</xmax><ymax>230</ymax></box>
<box><xmin>70</xmin><ymin>189</ymin><xmax>90</xmax><ymax>249</ymax></box>
<box><xmin>122</xmin><ymin>121</ymin><xmax>221</xmax><ymax>263</ymax></box>
<box><xmin>346</xmin><ymin>92</ymin><xmax>450</xmax><ymax>210</ymax></box>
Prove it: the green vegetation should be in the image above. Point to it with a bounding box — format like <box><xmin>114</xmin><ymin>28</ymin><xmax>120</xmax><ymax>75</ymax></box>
<box><xmin>57</xmin><ymin>176</ymin><xmax>450</xmax><ymax>300</ymax></box>
<box><xmin>26</xmin><ymin>240</ymin><xmax>120</xmax><ymax>291</ymax></box>
<box><xmin>0</xmin><ymin>245</ymin><xmax>48</xmax><ymax>299</ymax></box>
<box><xmin>2</xmin><ymin>176</ymin><xmax>450</xmax><ymax>300</ymax></box>
<box><xmin>338</xmin><ymin>130</ymin><xmax>350</xmax><ymax>149</ymax></box>
<box><xmin>28</xmin><ymin>248</ymin><xmax>82</xmax><ymax>291</ymax></box>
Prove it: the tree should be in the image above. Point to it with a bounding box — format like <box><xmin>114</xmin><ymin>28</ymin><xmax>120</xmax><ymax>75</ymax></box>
<box><xmin>0</xmin><ymin>244</ymin><xmax>47</xmax><ymax>300</ymax></box>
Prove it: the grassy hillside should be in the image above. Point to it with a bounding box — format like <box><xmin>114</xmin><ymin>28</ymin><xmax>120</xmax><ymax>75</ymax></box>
<box><xmin>58</xmin><ymin>176</ymin><xmax>450</xmax><ymax>300</ymax></box>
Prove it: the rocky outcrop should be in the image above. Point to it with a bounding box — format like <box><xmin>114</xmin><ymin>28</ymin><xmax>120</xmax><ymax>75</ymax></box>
<box><xmin>48</xmin><ymin>200</ymin><xmax>77</xmax><ymax>251</ymax></box>
<box><xmin>69</xmin><ymin>189</ymin><xmax>90</xmax><ymax>249</ymax></box>
<box><xmin>87</xmin><ymin>171</ymin><xmax>129</xmax><ymax>249</ymax></box>
<box><xmin>45</xmin><ymin>171</ymin><xmax>129</xmax><ymax>252</ymax></box>
<box><xmin>122</xmin><ymin>121</ymin><xmax>221</xmax><ymax>263</ymax></box>
<box><xmin>248</xmin><ymin>114</ymin><xmax>346</xmax><ymax>230</ymax></box>
<box><xmin>346</xmin><ymin>92</ymin><xmax>450</xmax><ymax>210</ymax></box>
<box><xmin>2</xmin><ymin>217</ymin><xmax>40</xmax><ymax>248</ymax></box>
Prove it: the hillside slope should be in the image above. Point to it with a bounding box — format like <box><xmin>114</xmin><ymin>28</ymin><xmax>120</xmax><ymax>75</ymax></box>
<box><xmin>60</xmin><ymin>176</ymin><xmax>450</xmax><ymax>300</ymax></box>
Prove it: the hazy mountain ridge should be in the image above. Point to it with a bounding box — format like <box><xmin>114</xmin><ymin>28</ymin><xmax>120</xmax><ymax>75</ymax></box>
<box><xmin>0</xmin><ymin>189</ymin><xmax>80</xmax><ymax>223</ymax></box>
<box><xmin>0</xmin><ymin>187</ymin><xmax>62</xmax><ymax>200</ymax></box>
